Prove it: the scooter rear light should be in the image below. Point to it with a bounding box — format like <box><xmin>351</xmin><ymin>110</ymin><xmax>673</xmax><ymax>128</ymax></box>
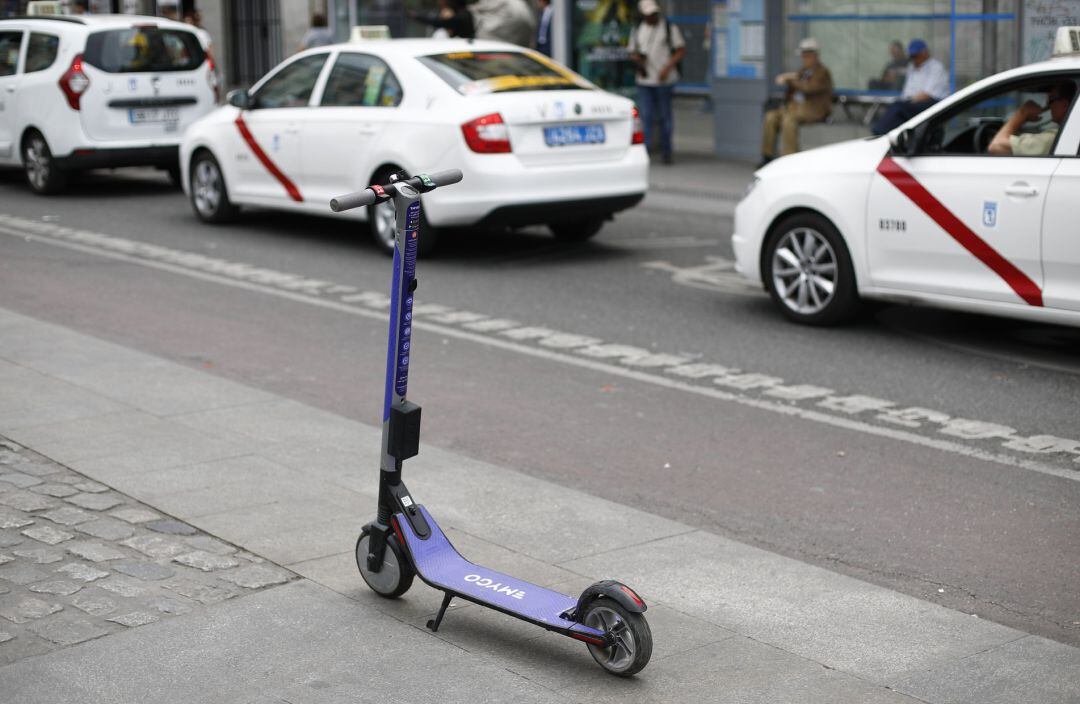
<box><xmin>58</xmin><ymin>53</ymin><xmax>89</xmax><ymax>111</ymax></box>
<box><xmin>461</xmin><ymin>112</ymin><xmax>512</xmax><ymax>153</ymax></box>
<box><xmin>571</xmin><ymin>633</ymin><xmax>607</xmax><ymax>646</ymax></box>
<box><xmin>620</xmin><ymin>585</ymin><xmax>644</xmax><ymax>607</ymax></box>
<box><xmin>631</xmin><ymin>107</ymin><xmax>645</xmax><ymax>145</ymax></box>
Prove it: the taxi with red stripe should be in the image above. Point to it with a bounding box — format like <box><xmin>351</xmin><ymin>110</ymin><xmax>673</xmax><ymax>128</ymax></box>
<box><xmin>734</xmin><ymin>27</ymin><xmax>1080</xmax><ymax>327</ymax></box>
<box><xmin>179</xmin><ymin>36</ymin><xmax>647</xmax><ymax>255</ymax></box>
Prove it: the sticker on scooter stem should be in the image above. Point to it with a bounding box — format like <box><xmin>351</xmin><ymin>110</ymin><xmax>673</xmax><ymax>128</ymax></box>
<box><xmin>394</xmin><ymin>200</ymin><xmax>422</xmax><ymax>399</ymax></box>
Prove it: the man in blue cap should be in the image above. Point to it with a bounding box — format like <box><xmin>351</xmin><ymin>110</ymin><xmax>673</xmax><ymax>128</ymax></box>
<box><xmin>871</xmin><ymin>39</ymin><xmax>949</xmax><ymax>135</ymax></box>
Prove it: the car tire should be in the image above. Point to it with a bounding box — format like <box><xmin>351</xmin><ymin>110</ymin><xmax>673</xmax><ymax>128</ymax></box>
<box><xmin>549</xmin><ymin>217</ymin><xmax>605</xmax><ymax>242</ymax></box>
<box><xmin>22</xmin><ymin>131</ymin><xmax>68</xmax><ymax>195</ymax></box>
<box><xmin>189</xmin><ymin>150</ymin><xmax>239</xmax><ymax>223</ymax></box>
<box><xmin>166</xmin><ymin>165</ymin><xmax>183</xmax><ymax>189</ymax></box>
<box><xmin>368</xmin><ymin>168</ymin><xmax>439</xmax><ymax>257</ymax></box>
<box><xmin>763</xmin><ymin>212</ymin><xmax>860</xmax><ymax>326</ymax></box>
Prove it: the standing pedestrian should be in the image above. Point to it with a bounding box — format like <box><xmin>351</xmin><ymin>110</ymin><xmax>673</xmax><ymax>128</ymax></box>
<box><xmin>536</xmin><ymin>0</ymin><xmax>553</xmax><ymax>56</ymax></box>
<box><xmin>471</xmin><ymin>0</ymin><xmax>536</xmax><ymax>47</ymax></box>
<box><xmin>628</xmin><ymin>0</ymin><xmax>685</xmax><ymax>165</ymax></box>
<box><xmin>871</xmin><ymin>39</ymin><xmax>948</xmax><ymax>135</ymax></box>
<box><xmin>298</xmin><ymin>12</ymin><xmax>334</xmax><ymax>52</ymax></box>
<box><xmin>410</xmin><ymin>0</ymin><xmax>475</xmax><ymax>39</ymax></box>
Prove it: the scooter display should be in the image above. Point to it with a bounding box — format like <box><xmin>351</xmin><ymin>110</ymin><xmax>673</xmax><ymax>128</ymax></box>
<box><xmin>330</xmin><ymin>170</ymin><xmax>653</xmax><ymax>676</ymax></box>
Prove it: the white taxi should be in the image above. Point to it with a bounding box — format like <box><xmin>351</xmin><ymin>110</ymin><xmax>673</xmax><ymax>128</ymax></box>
<box><xmin>734</xmin><ymin>27</ymin><xmax>1080</xmax><ymax>327</ymax></box>
<box><xmin>180</xmin><ymin>37</ymin><xmax>648</xmax><ymax>254</ymax></box>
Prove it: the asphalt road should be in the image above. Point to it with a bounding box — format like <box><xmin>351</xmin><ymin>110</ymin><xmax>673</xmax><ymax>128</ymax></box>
<box><xmin>0</xmin><ymin>168</ymin><xmax>1077</xmax><ymax>646</ymax></box>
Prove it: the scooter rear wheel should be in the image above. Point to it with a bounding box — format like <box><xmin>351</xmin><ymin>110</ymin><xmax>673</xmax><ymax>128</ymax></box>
<box><xmin>581</xmin><ymin>598</ymin><xmax>652</xmax><ymax>676</ymax></box>
<box><xmin>355</xmin><ymin>527</ymin><xmax>415</xmax><ymax>599</ymax></box>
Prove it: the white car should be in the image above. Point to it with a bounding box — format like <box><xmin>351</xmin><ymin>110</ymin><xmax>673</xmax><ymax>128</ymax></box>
<box><xmin>734</xmin><ymin>27</ymin><xmax>1080</xmax><ymax>328</ymax></box>
<box><xmin>180</xmin><ymin>38</ymin><xmax>648</xmax><ymax>254</ymax></box>
<box><xmin>0</xmin><ymin>15</ymin><xmax>217</xmax><ymax>194</ymax></box>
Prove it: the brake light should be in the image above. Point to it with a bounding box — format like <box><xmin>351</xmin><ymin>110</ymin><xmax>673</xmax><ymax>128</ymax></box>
<box><xmin>58</xmin><ymin>54</ymin><xmax>89</xmax><ymax>111</ymax></box>
<box><xmin>205</xmin><ymin>48</ymin><xmax>220</xmax><ymax>103</ymax></box>
<box><xmin>461</xmin><ymin>112</ymin><xmax>511</xmax><ymax>153</ymax></box>
<box><xmin>631</xmin><ymin>106</ymin><xmax>644</xmax><ymax>145</ymax></box>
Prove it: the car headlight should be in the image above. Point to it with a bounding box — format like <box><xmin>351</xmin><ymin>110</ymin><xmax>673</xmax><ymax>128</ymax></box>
<box><xmin>742</xmin><ymin>176</ymin><xmax>761</xmax><ymax>200</ymax></box>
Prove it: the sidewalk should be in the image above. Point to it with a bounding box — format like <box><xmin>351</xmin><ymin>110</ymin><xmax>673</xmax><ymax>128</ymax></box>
<box><xmin>1</xmin><ymin>305</ymin><xmax>1078</xmax><ymax>702</ymax></box>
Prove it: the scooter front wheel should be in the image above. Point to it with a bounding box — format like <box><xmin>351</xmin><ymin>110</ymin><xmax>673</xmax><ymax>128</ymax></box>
<box><xmin>581</xmin><ymin>598</ymin><xmax>653</xmax><ymax>676</ymax></box>
<box><xmin>355</xmin><ymin>526</ymin><xmax>415</xmax><ymax>599</ymax></box>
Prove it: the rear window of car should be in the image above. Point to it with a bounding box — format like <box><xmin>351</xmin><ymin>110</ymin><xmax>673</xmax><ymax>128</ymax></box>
<box><xmin>417</xmin><ymin>51</ymin><xmax>590</xmax><ymax>96</ymax></box>
<box><xmin>84</xmin><ymin>28</ymin><xmax>205</xmax><ymax>73</ymax></box>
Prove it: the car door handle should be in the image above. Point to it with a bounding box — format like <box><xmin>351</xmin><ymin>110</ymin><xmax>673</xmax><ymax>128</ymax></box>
<box><xmin>1005</xmin><ymin>182</ymin><xmax>1038</xmax><ymax>197</ymax></box>
<box><xmin>358</xmin><ymin>124</ymin><xmax>377</xmax><ymax>135</ymax></box>
<box><xmin>4</xmin><ymin>85</ymin><xmax>14</xmax><ymax>93</ymax></box>
<box><xmin>284</xmin><ymin>127</ymin><xmax>300</xmax><ymax>135</ymax></box>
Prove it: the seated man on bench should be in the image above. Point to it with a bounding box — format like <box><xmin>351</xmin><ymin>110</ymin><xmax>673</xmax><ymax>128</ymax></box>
<box><xmin>760</xmin><ymin>38</ymin><xmax>834</xmax><ymax>166</ymax></box>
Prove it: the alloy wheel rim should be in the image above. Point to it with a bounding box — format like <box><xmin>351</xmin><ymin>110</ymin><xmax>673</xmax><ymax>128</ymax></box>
<box><xmin>193</xmin><ymin>159</ymin><xmax>222</xmax><ymax>215</ymax></box>
<box><xmin>25</xmin><ymin>138</ymin><xmax>48</xmax><ymax>190</ymax></box>
<box><xmin>584</xmin><ymin>605</ymin><xmax>636</xmax><ymax>672</ymax></box>
<box><xmin>772</xmin><ymin>227</ymin><xmax>838</xmax><ymax>315</ymax></box>
<box><xmin>356</xmin><ymin>534</ymin><xmax>402</xmax><ymax>594</ymax></box>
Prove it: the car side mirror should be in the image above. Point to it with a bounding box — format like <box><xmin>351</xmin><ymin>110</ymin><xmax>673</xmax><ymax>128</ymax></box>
<box><xmin>890</xmin><ymin>126</ymin><xmax>922</xmax><ymax>156</ymax></box>
<box><xmin>227</xmin><ymin>89</ymin><xmax>253</xmax><ymax>110</ymax></box>
<box><xmin>891</xmin><ymin>127</ymin><xmax>913</xmax><ymax>154</ymax></box>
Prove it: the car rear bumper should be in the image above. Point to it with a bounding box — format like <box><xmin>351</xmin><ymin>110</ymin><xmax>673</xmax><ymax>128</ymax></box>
<box><xmin>476</xmin><ymin>193</ymin><xmax>644</xmax><ymax>228</ymax></box>
<box><xmin>421</xmin><ymin>146</ymin><xmax>649</xmax><ymax>227</ymax></box>
<box><xmin>53</xmin><ymin>145</ymin><xmax>179</xmax><ymax>171</ymax></box>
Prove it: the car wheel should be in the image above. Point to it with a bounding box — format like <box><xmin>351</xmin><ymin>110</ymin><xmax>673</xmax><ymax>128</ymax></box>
<box><xmin>763</xmin><ymin>212</ymin><xmax>859</xmax><ymax>325</ymax></box>
<box><xmin>22</xmin><ymin>131</ymin><xmax>68</xmax><ymax>195</ymax></box>
<box><xmin>549</xmin><ymin>217</ymin><xmax>605</xmax><ymax>242</ymax></box>
<box><xmin>189</xmin><ymin>151</ymin><xmax>238</xmax><ymax>223</ymax></box>
<box><xmin>368</xmin><ymin>168</ymin><xmax>439</xmax><ymax>257</ymax></box>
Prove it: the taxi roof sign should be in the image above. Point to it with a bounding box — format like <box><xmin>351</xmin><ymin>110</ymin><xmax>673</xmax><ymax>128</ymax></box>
<box><xmin>350</xmin><ymin>25</ymin><xmax>391</xmax><ymax>42</ymax></box>
<box><xmin>26</xmin><ymin>1</ymin><xmax>63</xmax><ymax>14</ymax></box>
<box><xmin>1052</xmin><ymin>26</ymin><xmax>1080</xmax><ymax>57</ymax></box>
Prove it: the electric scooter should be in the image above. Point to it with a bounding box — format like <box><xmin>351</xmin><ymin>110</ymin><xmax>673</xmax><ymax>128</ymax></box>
<box><xmin>330</xmin><ymin>170</ymin><xmax>653</xmax><ymax>677</ymax></box>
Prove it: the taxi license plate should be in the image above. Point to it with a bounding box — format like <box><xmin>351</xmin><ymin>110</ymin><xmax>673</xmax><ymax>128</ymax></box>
<box><xmin>129</xmin><ymin>107</ymin><xmax>180</xmax><ymax>124</ymax></box>
<box><xmin>544</xmin><ymin>124</ymin><xmax>605</xmax><ymax>147</ymax></box>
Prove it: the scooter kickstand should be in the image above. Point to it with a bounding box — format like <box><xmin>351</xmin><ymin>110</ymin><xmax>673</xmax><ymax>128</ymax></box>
<box><xmin>427</xmin><ymin>592</ymin><xmax>454</xmax><ymax>632</ymax></box>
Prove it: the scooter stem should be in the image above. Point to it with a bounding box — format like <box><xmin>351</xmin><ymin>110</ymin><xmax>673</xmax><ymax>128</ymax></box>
<box><xmin>380</xmin><ymin>180</ymin><xmax>422</xmax><ymax>475</ymax></box>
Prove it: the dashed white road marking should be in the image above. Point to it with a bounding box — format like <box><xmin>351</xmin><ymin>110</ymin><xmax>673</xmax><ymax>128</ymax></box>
<box><xmin>1</xmin><ymin>213</ymin><xmax>1077</xmax><ymax>482</ymax></box>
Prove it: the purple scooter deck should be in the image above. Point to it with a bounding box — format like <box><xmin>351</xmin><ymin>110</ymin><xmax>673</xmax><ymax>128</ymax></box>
<box><xmin>396</xmin><ymin>506</ymin><xmax>605</xmax><ymax>640</ymax></box>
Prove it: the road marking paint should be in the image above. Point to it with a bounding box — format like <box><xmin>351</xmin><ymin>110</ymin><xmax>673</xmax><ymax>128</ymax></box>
<box><xmin>643</xmin><ymin>257</ymin><xmax>766</xmax><ymax>296</ymax></box>
<box><xmin>877</xmin><ymin>157</ymin><xmax>1042</xmax><ymax>306</ymax></box>
<box><xmin>1</xmin><ymin>214</ymin><xmax>1077</xmax><ymax>481</ymax></box>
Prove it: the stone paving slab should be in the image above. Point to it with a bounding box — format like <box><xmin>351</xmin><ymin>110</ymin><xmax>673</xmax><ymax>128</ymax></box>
<box><xmin>560</xmin><ymin>529</ymin><xmax>1021</xmax><ymax>682</ymax></box>
<box><xmin>0</xmin><ymin>580</ymin><xmax>565</xmax><ymax>704</ymax></box>
<box><xmin>0</xmin><ymin>439</ymin><xmax>296</xmax><ymax>667</ymax></box>
<box><xmin>890</xmin><ymin>634</ymin><xmax>1080</xmax><ymax>704</ymax></box>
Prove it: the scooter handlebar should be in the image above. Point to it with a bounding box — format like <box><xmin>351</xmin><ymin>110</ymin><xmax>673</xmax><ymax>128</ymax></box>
<box><xmin>329</xmin><ymin>169</ymin><xmax>464</xmax><ymax>212</ymax></box>
<box><xmin>422</xmin><ymin>169</ymin><xmax>463</xmax><ymax>188</ymax></box>
<box><xmin>329</xmin><ymin>189</ymin><xmax>378</xmax><ymax>212</ymax></box>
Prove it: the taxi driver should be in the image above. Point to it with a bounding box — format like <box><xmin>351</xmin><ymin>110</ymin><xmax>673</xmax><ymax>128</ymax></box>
<box><xmin>988</xmin><ymin>81</ymin><xmax>1076</xmax><ymax>156</ymax></box>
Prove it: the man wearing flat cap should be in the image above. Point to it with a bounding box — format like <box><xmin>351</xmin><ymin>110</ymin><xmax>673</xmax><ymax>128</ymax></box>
<box><xmin>628</xmin><ymin>0</ymin><xmax>686</xmax><ymax>164</ymax></box>
<box><xmin>871</xmin><ymin>39</ymin><xmax>949</xmax><ymax>135</ymax></box>
<box><xmin>760</xmin><ymin>37</ymin><xmax>834</xmax><ymax>165</ymax></box>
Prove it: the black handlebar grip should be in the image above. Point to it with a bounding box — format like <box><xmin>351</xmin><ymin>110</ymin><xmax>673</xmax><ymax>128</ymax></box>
<box><xmin>330</xmin><ymin>189</ymin><xmax>378</xmax><ymax>212</ymax></box>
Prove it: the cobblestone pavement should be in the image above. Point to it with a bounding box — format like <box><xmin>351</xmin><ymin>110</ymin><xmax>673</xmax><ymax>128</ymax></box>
<box><xmin>0</xmin><ymin>438</ymin><xmax>296</xmax><ymax>665</ymax></box>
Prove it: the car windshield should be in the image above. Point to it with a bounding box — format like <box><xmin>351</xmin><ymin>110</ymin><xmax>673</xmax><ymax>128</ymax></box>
<box><xmin>417</xmin><ymin>51</ymin><xmax>590</xmax><ymax>95</ymax></box>
<box><xmin>84</xmin><ymin>27</ymin><xmax>205</xmax><ymax>73</ymax></box>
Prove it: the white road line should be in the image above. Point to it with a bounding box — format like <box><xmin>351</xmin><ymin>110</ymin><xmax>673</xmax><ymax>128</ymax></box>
<box><xmin>1</xmin><ymin>217</ymin><xmax>1077</xmax><ymax>483</ymax></box>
